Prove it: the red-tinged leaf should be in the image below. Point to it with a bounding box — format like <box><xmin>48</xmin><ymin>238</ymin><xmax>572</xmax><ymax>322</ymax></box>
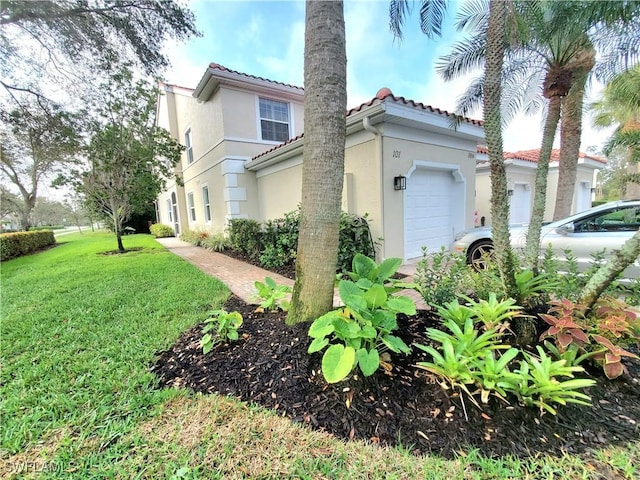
<box><xmin>592</xmin><ymin>335</ymin><xmax>615</xmax><ymax>350</ymax></box>
<box><xmin>569</xmin><ymin>328</ymin><xmax>588</xmax><ymax>343</ymax></box>
<box><xmin>548</xmin><ymin>326</ymin><xmax>560</xmax><ymax>335</ymax></box>
<box><xmin>605</xmin><ymin>353</ymin><xmax>621</xmax><ymax>364</ymax></box>
<box><xmin>558</xmin><ymin>332</ymin><xmax>572</xmax><ymax>349</ymax></box>
<box><xmin>539</xmin><ymin>314</ymin><xmax>556</xmax><ymax>326</ymax></box>
<box><xmin>604</xmin><ymin>361</ymin><xmax>624</xmax><ymax>380</ymax></box>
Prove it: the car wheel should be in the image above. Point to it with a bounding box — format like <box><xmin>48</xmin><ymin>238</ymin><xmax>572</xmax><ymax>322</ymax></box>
<box><xmin>468</xmin><ymin>240</ymin><xmax>494</xmax><ymax>271</ymax></box>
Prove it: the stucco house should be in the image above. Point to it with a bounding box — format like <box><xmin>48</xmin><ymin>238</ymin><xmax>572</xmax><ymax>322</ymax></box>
<box><xmin>474</xmin><ymin>147</ymin><xmax>605</xmax><ymax>226</ymax></box>
<box><xmin>155</xmin><ymin>63</ymin><xmax>485</xmax><ymax>262</ymax></box>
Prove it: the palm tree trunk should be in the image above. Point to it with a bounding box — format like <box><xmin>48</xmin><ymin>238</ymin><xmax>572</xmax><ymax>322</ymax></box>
<box><xmin>287</xmin><ymin>0</ymin><xmax>346</xmax><ymax>325</ymax></box>
<box><xmin>554</xmin><ymin>47</ymin><xmax>595</xmax><ymax>220</ymax></box>
<box><xmin>524</xmin><ymin>95</ymin><xmax>562</xmax><ymax>271</ymax></box>
<box><xmin>484</xmin><ymin>0</ymin><xmax>517</xmax><ymax>298</ymax></box>
<box><xmin>554</xmin><ymin>74</ymin><xmax>587</xmax><ymax>220</ymax></box>
<box><xmin>580</xmin><ymin>228</ymin><xmax>640</xmax><ymax>313</ymax></box>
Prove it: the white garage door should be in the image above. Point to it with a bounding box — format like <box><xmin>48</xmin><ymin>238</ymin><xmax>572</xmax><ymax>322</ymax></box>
<box><xmin>510</xmin><ymin>183</ymin><xmax>531</xmax><ymax>224</ymax></box>
<box><xmin>404</xmin><ymin>169</ymin><xmax>456</xmax><ymax>259</ymax></box>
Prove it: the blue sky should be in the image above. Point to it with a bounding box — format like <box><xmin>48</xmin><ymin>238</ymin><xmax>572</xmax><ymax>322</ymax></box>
<box><xmin>162</xmin><ymin>0</ymin><xmax>611</xmax><ymax>153</ymax></box>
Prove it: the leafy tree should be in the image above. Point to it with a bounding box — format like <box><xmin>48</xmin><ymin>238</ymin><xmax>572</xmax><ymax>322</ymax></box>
<box><xmin>65</xmin><ymin>70</ymin><xmax>183</xmax><ymax>252</ymax></box>
<box><xmin>390</xmin><ymin>0</ymin><xmax>518</xmax><ymax>296</ymax></box>
<box><xmin>31</xmin><ymin>198</ymin><xmax>74</xmax><ymax>227</ymax></box>
<box><xmin>0</xmin><ymin>104</ymin><xmax>80</xmax><ymax>230</ymax></box>
<box><xmin>287</xmin><ymin>1</ymin><xmax>347</xmax><ymax>324</ymax></box>
<box><xmin>0</xmin><ymin>0</ymin><xmax>199</xmax><ymax>107</ymax></box>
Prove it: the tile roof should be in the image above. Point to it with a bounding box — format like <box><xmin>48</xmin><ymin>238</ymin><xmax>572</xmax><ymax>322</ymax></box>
<box><xmin>252</xmin><ymin>88</ymin><xmax>483</xmax><ymax>161</ymax></box>
<box><xmin>476</xmin><ymin>146</ymin><xmax>606</xmax><ymax>164</ymax></box>
<box><xmin>347</xmin><ymin>88</ymin><xmax>484</xmax><ymax>127</ymax></box>
<box><xmin>207</xmin><ymin>62</ymin><xmax>304</xmax><ymax>92</ymax></box>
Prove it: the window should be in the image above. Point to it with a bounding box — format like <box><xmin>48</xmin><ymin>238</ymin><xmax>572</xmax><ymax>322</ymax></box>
<box><xmin>185</xmin><ymin>128</ymin><xmax>194</xmax><ymax>164</ymax></box>
<box><xmin>574</xmin><ymin>206</ymin><xmax>640</xmax><ymax>233</ymax></box>
<box><xmin>259</xmin><ymin>97</ymin><xmax>290</xmax><ymax>142</ymax></box>
<box><xmin>187</xmin><ymin>192</ymin><xmax>196</xmax><ymax>222</ymax></box>
<box><xmin>202</xmin><ymin>185</ymin><xmax>211</xmax><ymax>223</ymax></box>
<box><xmin>166</xmin><ymin>199</ymin><xmax>173</xmax><ymax>223</ymax></box>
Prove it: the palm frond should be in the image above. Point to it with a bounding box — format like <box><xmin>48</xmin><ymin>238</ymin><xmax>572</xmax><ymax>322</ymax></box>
<box><xmin>389</xmin><ymin>0</ymin><xmax>411</xmax><ymax>39</ymax></box>
<box><xmin>418</xmin><ymin>0</ymin><xmax>449</xmax><ymax>39</ymax></box>
<box><xmin>436</xmin><ymin>34</ymin><xmax>486</xmax><ymax>80</ymax></box>
<box><xmin>454</xmin><ymin>0</ymin><xmax>488</xmax><ymax>33</ymax></box>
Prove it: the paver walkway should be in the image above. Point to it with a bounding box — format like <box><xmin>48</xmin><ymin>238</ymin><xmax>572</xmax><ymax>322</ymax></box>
<box><xmin>156</xmin><ymin>236</ymin><xmax>426</xmax><ymax>309</ymax></box>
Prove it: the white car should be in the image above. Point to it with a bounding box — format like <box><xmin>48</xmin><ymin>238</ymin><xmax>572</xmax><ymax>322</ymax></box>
<box><xmin>451</xmin><ymin>200</ymin><xmax>640</xmax><ymax>280</ymax></box>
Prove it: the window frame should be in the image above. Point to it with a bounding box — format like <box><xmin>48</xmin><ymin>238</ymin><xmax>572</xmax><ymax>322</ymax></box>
<box><xmin>187</xmin><ymin>191</ymin><xmax>196</xmax><ymax>222</ymax></box>
<box><xmin>185</xmin><ymin>127</ymin><xmax>194</xmax><ymax>164</ymax></box>
<box><xmin>166</xmin><ymin>198</ymin><xmax>173</xmax><ymax>223</ymax></box>
<box><xmin>258</xmin><ymin>97</ymin><xmax>290</xmax><ymax>143</ymax></box>
<box><xmin>201</xmin><ymin>184</ymin><xmax>212</xmax><ymax>223</ymax></box>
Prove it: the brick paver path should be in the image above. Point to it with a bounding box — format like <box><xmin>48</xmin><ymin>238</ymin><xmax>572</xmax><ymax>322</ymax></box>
<box><xmin>156</xmin><ymin>237</ymin><xmax>426</xmax><ymax>309</ymax></box>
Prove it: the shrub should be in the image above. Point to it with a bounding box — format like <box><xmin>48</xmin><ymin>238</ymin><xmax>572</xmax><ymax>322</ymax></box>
<box><xmin>181</xmin><ymin>229</ymin><xmax>210</xmax><ymax>246</ymax></box>
<box><xmin>201</xmin><ymin>233</ymin><xmax>230</xmax><ymax>252</ymax></box>
<box><xmin>336</xmin><ymin>212</ymin><xmax>376</xmax><ymax>273</ymax></box>
<box><xmin>0</xmin><ymin>230</ymin><xmax>55</xmax><ymax>260</ymax></box>
<box><xmin>227</xmin><ymin>218</ymin><xmax>262</xmax><ymax>259</ymax></box>
<box><xmin>149</xmin><ymin>224</ymin><xmax>174</xmax><ymax>238</ymax></box>
<box><xmin>259</xmin><ymin>210</ymin><xmax>299</xmax><ymax>269</ymax></box>
<box><xmin>415</xmin><ymin>247</ymin><xmax>474</xmax><ymax>306</ymax></box>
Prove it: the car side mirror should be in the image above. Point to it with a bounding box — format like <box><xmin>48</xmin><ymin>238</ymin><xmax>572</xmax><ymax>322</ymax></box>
<box><xmin>556</xmin><ymin>223</ymin><xmax>574</xmax><ymax>235</ymax></box>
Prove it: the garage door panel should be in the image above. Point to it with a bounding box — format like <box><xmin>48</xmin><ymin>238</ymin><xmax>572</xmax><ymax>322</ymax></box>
<box><xmin>404</xmin><ymin>169</ymin><xmax>459</xmax><ymax>259</ymax></box>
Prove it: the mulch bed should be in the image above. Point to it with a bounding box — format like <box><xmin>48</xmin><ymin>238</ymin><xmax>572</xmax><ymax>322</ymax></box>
<box><xmin>218</xmin><ymin>249</ymin><xmax>296</xmax><ymax>280</ymax></box>
<box><xmin>151</xmin><ymin>294</ymin><xmax>640</xmax><ymax>459</ymax></box>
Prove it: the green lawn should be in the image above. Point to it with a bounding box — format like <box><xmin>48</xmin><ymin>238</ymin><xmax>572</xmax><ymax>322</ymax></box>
<box><xmin>1</xmin><ymin>232</ymin><xmax>637</xmax><ymax>479</ymax></box>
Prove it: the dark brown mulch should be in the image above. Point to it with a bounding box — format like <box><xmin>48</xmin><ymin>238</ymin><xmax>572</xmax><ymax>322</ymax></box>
<box><xmin>151</xmin><ymin>294</ymin><xmax>640</xmax><ymax>459</ymax></box>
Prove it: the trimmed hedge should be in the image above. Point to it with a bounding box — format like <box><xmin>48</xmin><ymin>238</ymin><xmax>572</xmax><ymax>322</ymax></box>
<box><xmin>0</xmin><ymin>230</ymin><xmax>56</xmax><ymax>260</ymax></box>
<box><xmin>227</xmin><ymin>210</ymin><xmax>376</xmax><ymax>273</ymax></box>
<box><xmin>150</xmin><ymin>224</ymin><xmax>175</xmax><ymax>238</ymax></box>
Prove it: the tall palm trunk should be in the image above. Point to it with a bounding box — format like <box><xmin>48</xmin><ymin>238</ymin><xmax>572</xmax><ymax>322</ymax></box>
<box><xmin>287</xmin><ymin>0</ymin><xmax>347</xmax><ymax>325</ymax></box>
<box><xmin>554</xmin><ymin>48</ymin><xmax>595</xmax><ymax>220</ymax></box>
<box><xmin>484</xmin><ymin>0</ymin><xmax>517</xmax><ymax>297</ymax></box>
<box><xmin>554</xmin><ymin>73</ymin><xmax>587</xmax><ymax>220</ymax></box>
<box><xmin>524</xmin><ymin>94</ymin><xmax>562</xmax><ymax>271</ymax></box>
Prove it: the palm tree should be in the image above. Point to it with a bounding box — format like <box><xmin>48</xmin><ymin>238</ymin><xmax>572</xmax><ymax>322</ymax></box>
<box><xmin>438</xmin><ymin>0</ymin><xmax>639</xmax><ymax>271</ymax></box>
<box><xmin>390</xmin><ymin>0</ymin><xmax>518</xmax><ymax>296</ymax></box>
<box><xmin>287</xmin><ymin>1</ymin><xmax>347</xmax><ymax>324</ymax></box>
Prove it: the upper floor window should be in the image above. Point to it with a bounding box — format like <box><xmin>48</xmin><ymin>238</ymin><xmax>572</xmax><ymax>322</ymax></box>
<box><xmin>185</xmin><ymin>128</ymin><xmax>194</xmax><ymax>164</ymax></box>
<box><xmin>259</xmin><ymin>97</ymin><xmax>290</xmax><ymax>143</ymax></box>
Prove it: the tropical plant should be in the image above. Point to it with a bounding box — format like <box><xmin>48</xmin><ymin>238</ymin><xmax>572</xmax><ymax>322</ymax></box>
<box><xmin>344</xmin><ymin>253</ymin><xmax>421</xmax><ymax>295</ymax></box>
<box><xmin>200</xmin><ymin>309</ymin><xmax>244</xmax><ymax>354</ymax></box>
<box><xmin>254</xmin><ymin>277</ymin><xmax>292</xmax><ymax>312</ymax></box>
<box><xmin>201</xmin><ymin>233</ymin><xmax>230</xmax><ymax>252</ymax></box>
<box><xmin>288</xmin><ymin>0</ymin><xmax>347</xmax><ymax>324</ymax></box>
<box><xmin>505</xmin><ymin>346</ymin><xmax>595</xmax><ymax>415</ymax></box>
<box><xmin>307</xmin><ymin>277</ymin><xmax>415</xmax><ymax>383</ymax></box>
<box><xmin>461</xmin><ymin>293</ymin><xmax>522</xmax><ymax>331</ymax></box>
<box><xmin>539</xmin><ymin>296</ymin><xmax>639</xmax><ymax>379</ymax></box>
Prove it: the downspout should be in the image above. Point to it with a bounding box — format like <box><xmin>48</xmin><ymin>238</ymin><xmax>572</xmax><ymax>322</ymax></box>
<box><xmin>362</xmin><ymin>115</ymin><xmax>384</xmax><ymax>259</ymax></box>
<box><xmin>363</xmin><ymin>116</ymin><xmax>380</xmax><ymax>136</ymax></box>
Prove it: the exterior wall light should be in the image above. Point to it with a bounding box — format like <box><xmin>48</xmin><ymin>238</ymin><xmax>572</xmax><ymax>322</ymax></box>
<box><xmin>507</xmin><ymin>189</ymin><xmax>514</xmax><ymax>196</ymax></box>
<box><xmin>394</xmin><ymin>175</ymin><xmax>406</xmax><ymax>190</ymax></box>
